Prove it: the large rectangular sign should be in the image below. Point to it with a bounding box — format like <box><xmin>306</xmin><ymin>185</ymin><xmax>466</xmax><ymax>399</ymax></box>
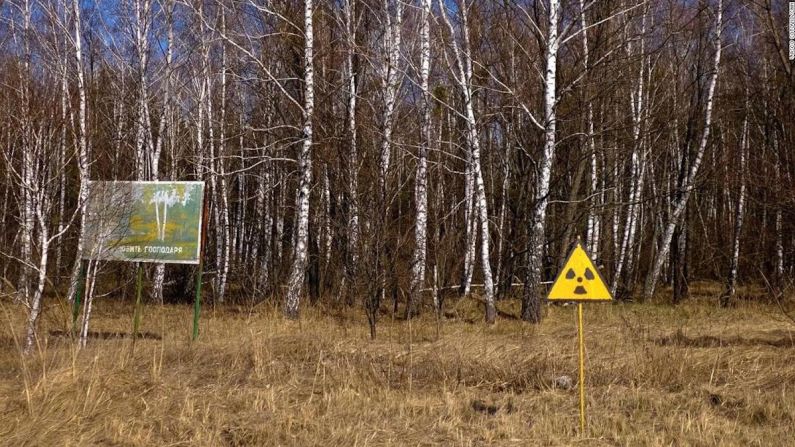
<box><xmin>83</xmin><ymin>181</ymin><xmax>205</xmax><ymax>264</ymax></box>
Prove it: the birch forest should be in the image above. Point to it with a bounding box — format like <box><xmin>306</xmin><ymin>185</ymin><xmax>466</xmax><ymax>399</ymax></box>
<box><xmin>1</xmin><ymin>0</ymin><xmax>793</xmax><ymax>346</ymax></box>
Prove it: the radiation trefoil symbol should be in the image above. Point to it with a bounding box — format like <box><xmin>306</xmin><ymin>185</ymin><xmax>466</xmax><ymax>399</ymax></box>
<box><xmin>566</xmin><ymin>266</ymin><xmax>595</xmax><ymax>295</ymax></box>
<box><xmin>547</xmin><ymin>243</ymin><xmax>612</xmax><ymax>302</ymax></box>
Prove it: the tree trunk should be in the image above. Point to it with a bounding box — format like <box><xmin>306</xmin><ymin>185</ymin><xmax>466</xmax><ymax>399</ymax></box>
<box><xmin>773</xmin><ymin>133</ymin><xmax>784</xmax><ymax>282</ymax></box>
<box><xmin>720</xmin><ymin>97</ymin><xmax>747</xmax><ymax>307</ymax></box>
<box><xmin>18</xmin><ymin>0</ymin><xmax>33</xmax><ymax>304</ymax></box>
<box><xmin>342</xmin><ymin>0</ymin><xmax>360</xmax><ymax>305</ymax></box>
<box><xmin>216</xmin><ymin>11</ymin><xmax>231</xmax><ymax>303</ymax></box>
<box><xmin>284</xmin><ymin>0</ymin><xmax>315</xmax><ymax>318</ymax></box>
<box><xmin>643</xmin><ymin>0</ymin><xmax>722</xmax><ymax>300</ymax></box>
<box><xmin>376</xmin><ymin>0</ymin><xmax>403</xmax><ymax>313</ymax></box>
<box><xmin>439</xmin><ymin>0</ymin><xmax>495</xmax><ymax>323</ymax></box>
<box><xmin>408</xmin><ymin>0</ymin><xmax>432</xmax><ymax>319</ymax></box>
<box><xmin>24</xmin><ymin>184</ymin><xmax>52</xmax><ymax>353</ymax></box>
<box><xmin>522</xmin><ymin>0</ymin><xmax>560</xmax><ymax>323</ymax></box>
<box><xmin>461</xmin><ymin>157</ymin><xmax>476</xmax><ymax>296</ymax></box>
<box><xmin>66</xmin><ymin>0</ymin><xmax>90</xmax><ymax>305</ymax></box>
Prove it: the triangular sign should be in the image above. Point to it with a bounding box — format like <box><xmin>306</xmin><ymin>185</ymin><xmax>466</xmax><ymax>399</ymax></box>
<box><xmin>547</xmin><ymin>243</ymin><xmax>612</xmax><ymax>301</ymax></box>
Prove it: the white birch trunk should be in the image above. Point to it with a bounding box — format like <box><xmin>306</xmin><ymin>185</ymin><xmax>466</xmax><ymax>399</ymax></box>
<box><xmin>235</xmin><ymin>110</ymin><xmax>246</xmax><ymax>266</ymax></box>
<box><xmin>24</xmin><ymin>162</ymin><xmax>53</xmax><ymax>353</ymax></box>
<box><xmin>580</xmin><ymin>0</ymin><xmax>600</xmax><ymax>258</ymax></box>
<box><xmin>378</xmin><ymin>0</ymin><xmax>403</xmax><ymax>197</ymax></box>
<box><xmin>344</xmin><ymin>0</ymin><xmax>360</xmax><ymax>281</ymax></box>
<box><xmin>495</xmin><ymin>132</ymin><xmax>510</xmax><ymax>293</ymax></box>
<box><xmin>132</xmin><ymin>0</ymin><xmax>167</xmax><ymax>303</ymax></box>
<box><xmin>151</xmin><ymin>0</ymin><xmax>176</xmax><ymax>303</ymax></box>
<box><xmin>376</xmin><ymin>0</ymin><xmax>403</xmax><ymax>306</ymax></box>
<box><xmin>79</xmin><ymin>259</ymin><xmax>99</xmax><ymax>348</ymax></box>
<box><xmin>23</xmin><ymin>225</ymin><xmax>49</xmax><ymax>353</ymax></box>
<box><xmin>195</xmin><ymin>11</ymin><xmax>207</xmax><ymax>181</ymax></box>
<box><xmin>200</xmin><ymin>9</ymin><xmax>226</xmax><ymax>303</ymax></box>
<box><xmin>409</xmin><ymin>0</ymin><xmax>432</xmax><ymax>316</ymax></box>
<box><xmin>66</xmin><ymin>0</ymin><xmax>90</xmax><ymax>304</ymax></box>
<box><xmin>775</xmin><ymin>209</ymin><xmax>783</xmax><ymax>278</ymax></box>
<box><xmin>275</xmin><ymin>174</ymin><xmax>285</xmax><ymax>264</ymax></box>
<box><xmin>439</xmin><ymin>0</ymin><xmax>496</xmax><ymax>322</ymax></box>
<box><xmin>55</xmin><ymin>0</ymin><xmax>71</xmax><ymax>281</ymax></box>
<box><xmin>18</xmin><ymin>0</ymin><xmax>33</xmax><ymax>304</ymax></box>
<box><xmin>133</xmin><ymin>0</ymin><xmax>153</xmax><ymax>181</ymax></box>
<box><xmin>284</xmin><ymin>0</ymin><xmax>314</xmax><ymax>318</ymax></box>
<box><xmin>773</xmin><ymin>133</ymin><xmax>784</xmax><ymax>279</ymax></box>
<box><xmin>522</xmin><ymin>0</ymin><xmax>560</xmax><ymax>323</ymax></box>
<box><xmin>720</xmin><ymin>97</ymin><xmax>747</xmax><ymax>307</ymax></box>
<box><xmin>20</xmin><ymin>135</ymin><xmax>34</xmax><ymax>305</ymax></box>
<box><xmin>462</xmin><ymin>159</ymin><xmax>475</xmax><ymax>295</ymax></box>
<box><xmin>612</xmin><ymin>10</ymin><xmax>648</xmax><ymax>297</ymax></box>
<box><xmin>216</xmin><ymin>12</ymin><xmax>231</xmax><ymax>302</ymax></box>
<box><xmin>612</xmin><ymin>154</ymin><xmax>621</xmax><ymax>263</ymax></box>
<box><xmin>55</xmin><ymin>31</ymin><xmax>69</xmax><ymax>278</ymax></box>
<box><xmin>257</xmin><ymin>165</ymin><xmax>273</xmax><ymax>290</ymax></box>
<box><xmin>323</xmin><ymin>166</ymin><xmax>332</xmax><ymax>270</ymax></box>
<box><xmin>585</xmin><ymin>108</ymin><xmax>600</xmax><ymax>257</ymax></box>
<box><xmin>251</xmin><ymin>186</ymin><xmax>263</xmax><ymax>269</ymax></box>
<box><xmin>643</xmin><ymin>0</ymin><xmax>722</xmax><ymax>300</ymax></box>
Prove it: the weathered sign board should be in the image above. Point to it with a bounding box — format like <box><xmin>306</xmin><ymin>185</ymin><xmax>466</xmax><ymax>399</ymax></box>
<box><xmin>75</xmin><ymin>180</ymin><xmax>207</xmax><ymax>342</ymax></box>
<box><xmin>83</xmin><ymin>181</ymin><xmax>205</xmax><ymax>264</ymax></box>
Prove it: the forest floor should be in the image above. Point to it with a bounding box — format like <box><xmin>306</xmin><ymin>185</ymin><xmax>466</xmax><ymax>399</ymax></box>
<box><xmin>1</xmin><ymin>282</ymin><xmax>795</xmax><ymax>446</ymax></box>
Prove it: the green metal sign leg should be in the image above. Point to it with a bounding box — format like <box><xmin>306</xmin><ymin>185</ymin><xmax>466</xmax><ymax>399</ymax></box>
<box><xmin>132</xmin><ymin>263</ymin><xmax>143</xmax><ymax>341</ymax></box>
<box><xmin>193</xmin><ymin>263</ymin><xmax>203</xmax><ymax>341</ymax></box>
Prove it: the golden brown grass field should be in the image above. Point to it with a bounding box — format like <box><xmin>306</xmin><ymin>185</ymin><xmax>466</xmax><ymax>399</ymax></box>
<box><xmin>2</xmin><ymin>283</ymin><xmax>794</xmax><ymax>446</ymax></box>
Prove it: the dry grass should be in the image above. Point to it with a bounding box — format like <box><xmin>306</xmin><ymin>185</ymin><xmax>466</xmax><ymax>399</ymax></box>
<box><xmin>2</xmin><ymin>286</ymin><xmax>794</xmax><ymax>446</ymax></box>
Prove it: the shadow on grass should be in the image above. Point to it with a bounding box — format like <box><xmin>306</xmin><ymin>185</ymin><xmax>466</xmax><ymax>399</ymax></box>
<box><xmin>656</xmin><ymin>330</ymin><xmax>795</xmax><ymax>348</ymax></box>
<box><xmin>48</xmin><ymin>330</ymin><xmax>162</xmax><ymax>340</ymax></box>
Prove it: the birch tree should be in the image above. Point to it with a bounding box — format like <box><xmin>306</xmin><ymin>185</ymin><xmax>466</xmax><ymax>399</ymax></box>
<box><xmin>214</xmin><ymin>9</ymin><xmax>232</xmax><ymax>303</ymax></box>
<box><xmin>151</xmin><ymin>0</ymin><xmax>177</xmax><ymax>303</ymax></box>
<box><xmin>643</xmin><ymin>0</ymin><xmax>723</xmax><ymax>300</ymax></box>
<box><xmin>408</xmin><ymin>0</ymin><xmax>431</xmax><ymax>318</ymax></box>
<box><xmin>18</xmin><ymin>0</ymin><xmax>79</xmax><ymax>351</ymax></box>
<box><xmin>130</xmin><ymin>0</ymin><xmax>170</xmax><ymax>302</ymax></box>
<box><xmin>23</xmin><ymin>124</ymin><xmax>64</xmax><ymax>352</ymax></box>
<box><xmin>284</xmin><ymin>0</ymin><xmax>315</xmax><ymax>318</ymax></box>
<box><xmin>65</xmin><ymin>0</ymin><xmax>90</xmax><ymax>305</ymax></box>
<box><xmin>719</xmin><ymin>91</ymin><xmax>748</xmax><ymax>307</ymax></box>
<box><xmin>18</xmin><ymin>0</ymin><xmax>33</xmax><ymax>305</ymax></box>
<box><xmin>343</xmin><ymin>0</ymin><xmax>360</xmax><ymax>300</ymax></box>
<box><xmin>375</xmin><ymin>0</ymin><xmax>403</xmax><ymax>310</ymax></box>
<box><xmin>522</xmin><ymin>0</ymin><xmax>561</xmax><ymax>323</ymax></box>
<box><xmin>439</xmin><ymin>0</ymin><xmax>496</xmax><ymax>323</ymax></box>
<box><xmin>581</xmin><ymin>0</ymin><xmax>600</xmax><ymax>259</ymax></box>
<box><xmin>612</xmin><ymin>4</ymin><xmax>649</xmax><ymax>298</ymax></box>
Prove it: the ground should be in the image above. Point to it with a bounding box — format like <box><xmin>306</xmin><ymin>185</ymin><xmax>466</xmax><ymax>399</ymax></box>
<box><xmin>1</xmin><ymin>283</ymin><xmax>794</xmax><ymax>446</ymax></box>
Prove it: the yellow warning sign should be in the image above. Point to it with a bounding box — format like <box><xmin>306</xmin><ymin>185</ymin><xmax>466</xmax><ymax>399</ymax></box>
<box><xmin>548</xmin><ymin>243</ymin><xmax>612</xmax><ymax>301</ymax></box>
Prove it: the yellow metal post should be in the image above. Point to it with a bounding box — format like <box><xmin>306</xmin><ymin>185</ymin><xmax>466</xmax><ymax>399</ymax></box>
<box><xmin>577</xmin><ymin>303</ymin><xmax>586</xmax><ymax>434</ymax></box>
